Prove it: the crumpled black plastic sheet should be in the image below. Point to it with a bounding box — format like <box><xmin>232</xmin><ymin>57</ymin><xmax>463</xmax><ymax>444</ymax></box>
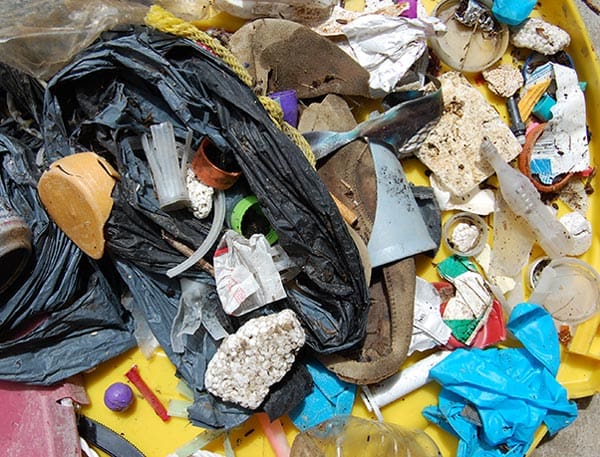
<box><xmin>38</xmin><ymin>26</ymin><xmax>367</xmax><ymax>428</ymax></box>
<box><xmin>42</xmin><ymin>26</ymin><xmax>369</xmax><ymax>352</ymax></box>
<box><xmin>0</xmin><ymin>132</ymin><xmax>136</xmax><ymax>385</ymax></box>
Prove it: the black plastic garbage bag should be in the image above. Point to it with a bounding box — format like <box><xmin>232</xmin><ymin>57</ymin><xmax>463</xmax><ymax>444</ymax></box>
<box><xmin>39</xmin><ymin>26</ymin><xmax>362</xmax><ymax>427</ymax></box>
<box><xmin>42</xmin><ymin>26</ymin><xmax>370</xmax><ymax>354</ymax></box>
<box><xmin>0</xmin><ymin>132</ymin><xmax>136</xmax><ymax>385</ymax></box>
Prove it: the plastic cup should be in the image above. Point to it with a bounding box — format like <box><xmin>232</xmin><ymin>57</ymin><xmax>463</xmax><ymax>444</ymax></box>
<box><xmin>528</xmin><ymin>257</ymin><xmax>600</xmax><ymax>324</ymax></box>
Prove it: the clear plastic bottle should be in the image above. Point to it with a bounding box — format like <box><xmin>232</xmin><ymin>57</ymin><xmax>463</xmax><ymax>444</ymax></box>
<box><xmin>290</xmin><ymin>416</ymin><xmax>442</xmax><ymax>457</ymax></box>
<box><xmin>480</xmin><ymin>138</ymin><xmax>572</xmax><ymax>259</ymax></box>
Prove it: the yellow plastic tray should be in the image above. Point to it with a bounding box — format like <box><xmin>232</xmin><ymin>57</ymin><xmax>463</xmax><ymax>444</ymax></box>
<box><xmin>81</xmin><ymin>1</ymin><xmax>600</xmax><ymax>456</ymax></box>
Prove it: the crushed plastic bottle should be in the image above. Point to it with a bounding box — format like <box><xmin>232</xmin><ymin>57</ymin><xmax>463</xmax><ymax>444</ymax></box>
<box><xmin>289</xmin><ymin>416</ymin><xmax>442</xmax><ymax>457</ymax></box>
<box><xmin>480</xmin><ymin>138</ymin><xmax>572</xmax><ymax>259</ymax></box>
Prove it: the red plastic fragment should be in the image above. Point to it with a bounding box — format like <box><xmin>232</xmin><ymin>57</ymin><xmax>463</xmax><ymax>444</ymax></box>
<box><xmin>125</xmin><ymin>365</ymin><xmax>170</xmax><ymax>422</ymax></box>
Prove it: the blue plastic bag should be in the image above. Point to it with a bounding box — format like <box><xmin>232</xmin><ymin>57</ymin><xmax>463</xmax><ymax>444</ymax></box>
<box><xmin>423</xmin><ymin>303</ymin><xmax>577</xmax><ymax>457</ymax></box>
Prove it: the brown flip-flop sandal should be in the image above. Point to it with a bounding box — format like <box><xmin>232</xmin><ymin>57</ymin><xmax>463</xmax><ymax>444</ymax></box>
<box><xmin>303</xmin><ymin>95</ymin><xmax>416</xmax><ymax>385</ymax></box>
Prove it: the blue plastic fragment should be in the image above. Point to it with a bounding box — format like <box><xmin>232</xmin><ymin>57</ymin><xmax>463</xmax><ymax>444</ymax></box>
<box><xmin>530</xmin><ymin>158</ymin><xmax>554</xmax><ymax>185</ymax></box>
<box><xmin>532</xmin><ymin>94</ymin><xmax>556</xmax><ymax>122</ymax></box>
<box><xmin>423</xmin><ymin>303</ymin><xmax>578</xmax><ymax>457</ymax></box>
<box><xmin>491</xmin><ymin>0</ymin><xmax>536</xmax><ymax>26</ymax></box>
<box><xmin>289</xmin><ymin>360</ymin><xmax>357</xmax><ymax>431</ymax></box>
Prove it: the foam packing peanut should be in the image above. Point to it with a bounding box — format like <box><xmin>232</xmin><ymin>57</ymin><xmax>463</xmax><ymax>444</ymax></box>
<box><xmin>38</xmin><ymin>152</ymin><xmax>119</xmax><ymax>259</ymax></box>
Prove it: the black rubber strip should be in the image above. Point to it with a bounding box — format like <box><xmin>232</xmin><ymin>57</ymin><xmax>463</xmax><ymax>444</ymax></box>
<box><xmin>78</xmin><ymin>415</ymin><xmax>146</xmax><ymax>457</ymax></box>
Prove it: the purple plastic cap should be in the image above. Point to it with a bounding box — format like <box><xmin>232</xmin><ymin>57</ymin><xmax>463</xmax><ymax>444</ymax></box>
<box><xmin>268</xmin><ymin>89</ymin><xmax>299</xmax><ymax>127</ymax></box>
<box><xmin>104</xmin><ymin>382</ymin><xmax>134</xmax><ymax>412</ymax></box>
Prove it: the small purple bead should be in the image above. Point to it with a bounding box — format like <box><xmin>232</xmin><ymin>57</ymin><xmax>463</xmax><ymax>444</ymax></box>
<box><xmin>104</xmin><ymin>382</ymin><xmax>134</xmax><ymax>412</ymax></box>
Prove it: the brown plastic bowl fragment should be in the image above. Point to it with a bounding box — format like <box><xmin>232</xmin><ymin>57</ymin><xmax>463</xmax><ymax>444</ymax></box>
<box><xmin>37</xmin><ymin>152</ymin><xmax>120</xmax><ymax>259</ymax></box>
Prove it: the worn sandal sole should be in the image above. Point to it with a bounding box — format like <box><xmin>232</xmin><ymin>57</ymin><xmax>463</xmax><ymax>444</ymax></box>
<box><xmin>307</xmin><ymin>95</ymin><xmax>415</xmax><ymax>385</ymax></box>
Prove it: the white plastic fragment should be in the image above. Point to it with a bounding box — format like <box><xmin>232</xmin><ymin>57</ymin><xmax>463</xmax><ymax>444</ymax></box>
<box><xmin>186</xmin><ymin>168</ymin><xmax>214</xmax><ymax>219</ymax></box>
<box><xmin>204</xmin><ymin>309</ymin><xmax>305</xmax><ymax>410</ymax></box>
<box><xmin>361</xmin><ymin>350</ymin><xmax>452</xmax><ymax>412</ymax></box>
<box><xmin>121</xmin><ymin>293</ymin><xmax>160</xmax><ymax>359</ymax></box>
<box><xmin>430</xmin><ymin>174</ymin><xmax>495</xmax><ymax>215</ymax></box>
<box><xmin>488</xmin><ymin>181</ymin><xmax>535</xmax><ymax>278</ymax></box>
<box><xmin>560</xmin><ymin>211</ymin><xmax>593</xmax><ymax>256</ymax></box>
<box><xmin>510</xmin><ymin>17</ymin><xmax>571</xmax><ymax>55</ymax></box>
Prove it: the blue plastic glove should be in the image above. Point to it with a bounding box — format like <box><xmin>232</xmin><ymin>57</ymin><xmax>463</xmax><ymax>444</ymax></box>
<box><xmin>423</xmin><ymin>303</ymin><xmax>578</xmax><ymax>457</ymax></box>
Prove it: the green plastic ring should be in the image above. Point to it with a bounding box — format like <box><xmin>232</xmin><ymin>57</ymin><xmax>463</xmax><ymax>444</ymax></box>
<box><xmin>230</xmin><ymin>195</ymin><xmax>278</xmax><ymax>245</ymax></box>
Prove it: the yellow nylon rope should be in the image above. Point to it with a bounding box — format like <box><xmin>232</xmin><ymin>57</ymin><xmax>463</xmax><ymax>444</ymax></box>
<box><xmin>144</xmin><ymin>5</ymin><xmax>316</xmax><ymax>167</ymax></box>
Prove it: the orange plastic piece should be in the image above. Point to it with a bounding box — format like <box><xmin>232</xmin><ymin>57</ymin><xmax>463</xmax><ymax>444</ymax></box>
<box><xmin>37</xmin><ymin>152</ymin><xmax>119</xmax><ymax>259</ymax></box>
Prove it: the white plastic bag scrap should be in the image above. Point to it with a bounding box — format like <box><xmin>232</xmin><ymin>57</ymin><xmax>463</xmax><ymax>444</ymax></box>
<box><xmin>409</xmin><ymin>277</ymin><xmax>452</xmax><ymax>355</ymax></box>
<box><xmin>341</xmin><ymin>14</ymin><xmax>446</xmax><ymax>96</ymax></box>
<box><xmin>214</xmin><ymin>230</ymin><xmax>287</xmax><ymax>316</ymax></box>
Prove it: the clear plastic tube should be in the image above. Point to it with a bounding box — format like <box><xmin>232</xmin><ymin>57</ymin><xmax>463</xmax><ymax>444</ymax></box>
<box><xmin>167</xmin><ymin>190</ymin><xmax>225</xmax><ymax>278</ymax></box>
<box><xmin>480</xmin><ymin>138</ymin><xmax>572</xmax><ymax>258</ymax></box>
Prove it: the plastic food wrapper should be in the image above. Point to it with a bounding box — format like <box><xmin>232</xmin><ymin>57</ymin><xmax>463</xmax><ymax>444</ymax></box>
<box><xmin>528</xmin><ymin>63</ymin><xmax>589</xmax><ymax>182</ymax></box>
<box><xmin>340</xmin><ymin>14</ymin><xmax>445</xmax><ymax>96</ymax></box>
<box><xmin>423</xmin><ymin>303</ymin><xmax>578</xmax><ymax>457</ymax></box>
<box><xmin>0</xmin><ymin>0</ymin><xmax>148</xmax><ymax>80</ymax></box>
<box><xmin>409</xmin><ymin>277</ymin><xmax>452</xmax><ymax>354</ymax></box>
<box><xmin>441</xmin><ymin>271</ymin><xmax>493</xmax><ymax>345</ymax></box>
<box><xmin>213</xmin><ymin>230</ymin><xmax>287</xmax><ymax>316</ymax></box>
<box><xmin>38</xmin><ymin>26</ymin><xmax>367</xmax><ymax>428</ymax></box>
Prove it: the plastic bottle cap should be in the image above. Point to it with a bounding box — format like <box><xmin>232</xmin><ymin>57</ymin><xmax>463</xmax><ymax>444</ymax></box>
<box><xmin>230</xmin><ymin>195</ymin><xmax>278</xmax><ymax>245</ymax></box>
<box><xmin>442</xmin><ymin>212</ymin><xmax>488</xmax><ymax>257</ymax></box>
<box><xmin>526</xmin><ymin>256</ymin><xmax>552</xmax><ymax>290</ymax></box>
<box><xmin>532</xmin><ymin>94</ymin><xmax>556</xmax><ymax>121</ymax></box>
